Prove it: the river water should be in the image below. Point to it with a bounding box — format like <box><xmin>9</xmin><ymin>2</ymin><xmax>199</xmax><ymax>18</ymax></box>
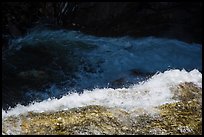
<box><xmin>2</xmin><ymin>28</ymin><xmax>202</xmax><ymax>118</ymax></box>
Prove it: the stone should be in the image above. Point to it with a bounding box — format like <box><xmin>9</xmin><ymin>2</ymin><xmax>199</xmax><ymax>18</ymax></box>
<box><xmin>2</xmin><ymin>82</ymin><xmax>202</xmax><ymax>135</ymax></box>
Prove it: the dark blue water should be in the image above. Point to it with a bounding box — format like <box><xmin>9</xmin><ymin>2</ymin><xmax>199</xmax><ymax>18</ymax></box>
<box><xmin>2</xmin><ymin>29</ymin><xmax>202</xmax><ymax>109</ymax></box>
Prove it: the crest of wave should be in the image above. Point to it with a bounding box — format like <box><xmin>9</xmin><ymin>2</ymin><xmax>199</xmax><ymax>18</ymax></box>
<box><xmin>2</xmin><ymin>69</ymin><xmax>202</xmax><ymax>118</ymax></box>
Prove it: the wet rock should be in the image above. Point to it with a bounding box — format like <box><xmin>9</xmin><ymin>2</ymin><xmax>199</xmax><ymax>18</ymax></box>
<box><xmin>171</xmin><ymin>82</ymin><xmax>202</xmax><ymax>103</ymax></box>
<box><xmin>155</xmin><ymin>99</ymin><xmax>202</xmax><ymax>135</ymax></box>
<box><xmin>2</xmin><ymin>82</ymin><xmax>202</xmax><ymax>135</ymax></box>
<box><xmin>19</xmin><ymin>105</ymin><xmax>127</xmax><ymax>135</ymax></box>
<box><xmin>153</xmin><ymin>82</ymin><xmax>202</xmax><ymax>135</ymax></box>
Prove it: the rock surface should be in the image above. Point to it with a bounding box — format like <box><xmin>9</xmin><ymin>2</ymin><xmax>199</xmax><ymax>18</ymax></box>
<box><xmin>2</xmin><ymin>82</ymin><xmax>202</xmax><ymax>135</ymax></box>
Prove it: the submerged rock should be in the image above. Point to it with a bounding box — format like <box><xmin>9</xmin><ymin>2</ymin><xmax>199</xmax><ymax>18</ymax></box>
<box><xmin>2</xmin><ymin>82</ymin><xmax>202</xmax><ymax>135</ymax></box>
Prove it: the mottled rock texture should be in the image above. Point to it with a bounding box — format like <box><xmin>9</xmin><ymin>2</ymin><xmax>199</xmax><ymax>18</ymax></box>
<box><xmin>2</xmin><ymin>82</ymin><xmax>202</xmax><ymax>135</ymax></box>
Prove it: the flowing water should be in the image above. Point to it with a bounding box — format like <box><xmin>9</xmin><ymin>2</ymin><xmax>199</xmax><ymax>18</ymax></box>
<box><xmin>2</xmin><ymin>28</ymin><xmax>202</xmax><ymax>134</ymax></box>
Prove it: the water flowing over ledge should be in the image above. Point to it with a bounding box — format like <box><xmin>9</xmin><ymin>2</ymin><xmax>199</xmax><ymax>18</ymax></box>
<box><xmin>2</xmin><ymin>69</ymin><xmax>202</xmax><ymax>118</ymax></box>
<box><xmin>2</xmin><ymin>29</ymin><xmax>202</xmax><ymax>135</ymax></box>
<box><xmin>2</xmin><ymin>75</ymin><xmax>202</xmax><ymax>135</ymax></box>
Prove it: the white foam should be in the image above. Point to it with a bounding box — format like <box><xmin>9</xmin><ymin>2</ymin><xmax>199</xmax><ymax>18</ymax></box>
<box><xmin>2</xmin><ymin>69</ymin><xmax>202</xmax><ymax>118</ymax></box>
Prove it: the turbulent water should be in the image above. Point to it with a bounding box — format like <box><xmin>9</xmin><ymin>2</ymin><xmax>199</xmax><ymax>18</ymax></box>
<box><xmin>2</xmin><ymin>29</ymin><xmax>202</xmax><ymax>122</ymax></box>
<box><xmin>2</xmin><ymin>69</ymin><xmax>202</xmax><ymax>119</ymax></box>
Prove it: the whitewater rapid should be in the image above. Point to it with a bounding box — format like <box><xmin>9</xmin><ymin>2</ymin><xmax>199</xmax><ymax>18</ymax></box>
<box><xmin>2</xmin><ymin>69</ymin><xmax>202</xmax><ymax>118</ymax></box>
<box><xmin>2</xmin><ymin>29</ymin><xmax>202</xmax><ymax>119</ymax></box>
